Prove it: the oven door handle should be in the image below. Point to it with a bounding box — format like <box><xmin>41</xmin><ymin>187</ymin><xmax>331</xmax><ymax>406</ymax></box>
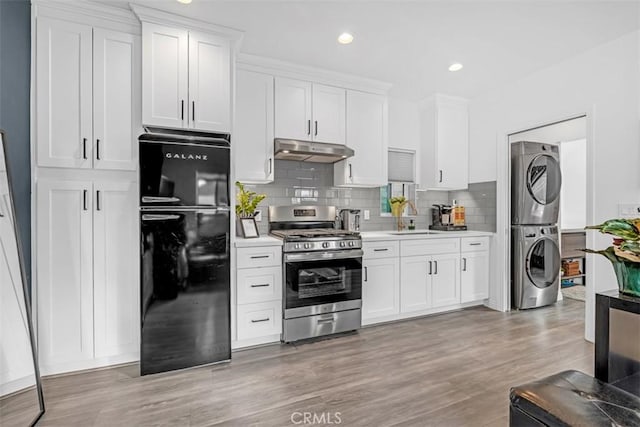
<box><xmin>284</xmin><ymin>249</ymin><xmax>363</xmax><ymax>262</ymax></box>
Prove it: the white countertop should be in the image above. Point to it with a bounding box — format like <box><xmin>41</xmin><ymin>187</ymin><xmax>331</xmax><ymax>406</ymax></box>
<box><xmin>360</xmin><ymin>229</ymin><xmax>494</xmax><ymax>242</ymax></box>
<box><xmin>234</xmin><ymin>236</ymin><xmax>283</xmax><ymax>248</ymax></box>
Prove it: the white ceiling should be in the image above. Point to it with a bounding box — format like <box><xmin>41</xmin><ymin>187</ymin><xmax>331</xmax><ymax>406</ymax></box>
<box><xmin>128</xmin><ymin>0</ymin><xmax>640</xmax><ymax>100</ymax></box>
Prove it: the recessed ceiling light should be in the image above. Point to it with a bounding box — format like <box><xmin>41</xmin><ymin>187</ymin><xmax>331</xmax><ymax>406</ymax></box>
<box><xmin>338</xmin><ymin>33</ymin><xmax>354</xmax><ymax>44</ymax></box>
<box><xmin>448</xmin><ymin>63</ymin><xmax>463</xmax><ymax>72</ymax></box>
<box><xmin>176</xmin><ymin>0</ymin><xmax>192</xmax><ymax>4</ymax></box>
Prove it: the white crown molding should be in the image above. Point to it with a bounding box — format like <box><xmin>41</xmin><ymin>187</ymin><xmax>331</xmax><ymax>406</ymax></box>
<box><xmin>33</xmin><ymin>0</ymin><xmax>141</xmax><ymax>33</ymax></box>
<box><xmin>237</xmin><ymin>53</ymin><xmax>393</xmax><ymax>95</ymax></box>
<box><xmin>419</xmin><ymin>93</ymin><xmax>470</xmax><ymax>109</ymax></box>
<box><xmin>129</xmin><ymin>3</ymin><xmax>243</xmax><ymax>44</ymax></box>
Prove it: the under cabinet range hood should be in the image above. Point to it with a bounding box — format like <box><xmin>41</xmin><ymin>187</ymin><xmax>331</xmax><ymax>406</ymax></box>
<box><xmin>274</xmin><ymin>139</ymin><xmax>354</xmax><ymax>163</ymax></box>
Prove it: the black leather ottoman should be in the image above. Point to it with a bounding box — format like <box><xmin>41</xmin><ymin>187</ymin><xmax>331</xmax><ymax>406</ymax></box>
<box><xmin>509</xmin><ymin>370</ymin><xmax>640</xmax><ymax>426</ymax></box>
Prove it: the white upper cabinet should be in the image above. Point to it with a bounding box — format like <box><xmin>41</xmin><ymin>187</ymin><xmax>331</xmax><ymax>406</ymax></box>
<box><xmin>93</xmin><ymin>29</ymin><xmax>141</xmax><ymax>171</ymax></box>
<box><xmin>274</xmin><ymin>78</ymin><xmax>345</xmax><ymax>144</ymax></box>
<box><xmin>274</xmin><ymin>77</ymin><xmax>313</xmax><ymax>140</ymax></box>
<box><xmin>36</xmin><ymin>17</ymin><xmax>140</xmax><ymax>171</ymax></box>
<box><xmin>36</xmin><ymin>17</ymin><xmax>93</xmax><ymax>169</ymax></box>
<box><xmin>141</xmin><ymin>22</ymin><xmax>233</xmax><ymax>133</ymax></box>
<box><xmin>419</xmin><ymin>94</ymin><xmax>469</xmax><ymax>190</ymax></box>
<box><xmin>235</xmin><ymin>69</ymin><xmax>274</xmax><ymax>183</ymax></box>
<box><xmin>311</xmin><ymin>84</ymin><xmax>346</xmax><ymax>144</ymax></box>
<box><xmin>142</xmin><ymin>23</ymin><xmax>189</xmax><ymax>129</ymax></box>
<box><xmin>188</xmin><ymin>31</ymin><xmax>231</xmax><ymax>132</ymax></box>
<box><xmin>334</xmin><ymin>90</ymin><xmax>388</xmax><ymax>187</ymax></box>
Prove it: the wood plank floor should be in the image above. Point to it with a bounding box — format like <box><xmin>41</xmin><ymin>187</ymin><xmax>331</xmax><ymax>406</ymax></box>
<box><xmin>36</xmin><ymin>299</ymin><xmax>591</xmax><ymax>426</ymax></box>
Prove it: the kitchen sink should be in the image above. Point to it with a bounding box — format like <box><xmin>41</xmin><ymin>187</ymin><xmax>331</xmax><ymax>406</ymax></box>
<box><xmin>387</xmin><ymin>231</ymin><xmax>440</xmax><ymax>235</ymax></box>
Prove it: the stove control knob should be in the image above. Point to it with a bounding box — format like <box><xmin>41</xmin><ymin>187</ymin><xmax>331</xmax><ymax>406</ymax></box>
<box><xmin>322</xmin><ymin>242</ymin><xmax>330</xmax><ymax>248</ymax></box>
<box><xmin>304</xmin><ymin>243</ymin><xmax>311</xmax><ymax>249</ymax></box>
<box><xmin>349</xmin><ymin>241</ymin><xmax>355</xmax><ymax>247</ymax></box>
<box><xmin>294</xmin><ymin>243</ymin><xmax>300</xmax><ymax>249</ymax></box>
<box><xmin>339</xmin><ymin>242</ymin><xmax>346</xmax><ymax>247</ymax></box>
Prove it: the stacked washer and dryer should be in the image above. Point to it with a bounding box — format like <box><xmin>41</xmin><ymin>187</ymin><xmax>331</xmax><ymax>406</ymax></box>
<box><xmin>511</xmin><ymin>141</ymin><xmax>563</xmax><ymax>309</ymax></box>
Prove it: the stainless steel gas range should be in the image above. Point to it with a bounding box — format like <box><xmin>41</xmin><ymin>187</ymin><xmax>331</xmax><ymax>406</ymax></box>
<box><xmin>269</xmin><ymin>206</ymin><xmax>362</xmax><ymax>342</ymax></box>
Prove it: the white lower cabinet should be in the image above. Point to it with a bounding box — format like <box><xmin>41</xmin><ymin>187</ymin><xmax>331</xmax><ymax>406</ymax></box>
<box><xmin>36</xmin><ymin>178</ymin><xmax>138</xmax><ymax>374</ymax></box>
<box><xmin>234</xmin><ymin>245</ymin><xmax>283</xmax><ymax>348</ymax></box>
<box><xmin>362</xmin><ymin>257</ymin><xmax>400</xmax><ymax>324</ymax></box>
<box><xmin>364</xmin><ymin>236</ymin><xmax>489</xmax><ymax>326</ymax></box>
<box><xmin>460</xmin><ymin>237</ymin><xmax>490</xmax><ymax>303</ymax></box>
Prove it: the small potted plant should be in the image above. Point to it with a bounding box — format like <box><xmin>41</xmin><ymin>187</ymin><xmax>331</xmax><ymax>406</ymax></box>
<box><xmin>235</xmin><ymin>181</ymin><xmax>266</xmax><ymax>237</ymax></box>
<box><xmin>584</xmin><ymin>218</ymin><xmax>640</xmax><ymax>297</ymax></box>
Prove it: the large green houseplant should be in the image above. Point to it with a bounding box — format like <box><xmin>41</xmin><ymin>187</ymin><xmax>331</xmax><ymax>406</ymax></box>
<box><xmin>584</xmin><ymin>218</ymin><xmax>640</xmax><ymax>297</ymax></box>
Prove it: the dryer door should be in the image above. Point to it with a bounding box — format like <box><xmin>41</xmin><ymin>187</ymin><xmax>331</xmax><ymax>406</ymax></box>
<box><xmin>526</xmin><ymin>154</ymin><xmax>561</xmax><ymax>205</ymax></box>
<box><xmin>526</xmin><ymin>237</ymin><xmax>560</xmax><ymax>288</ymax></box>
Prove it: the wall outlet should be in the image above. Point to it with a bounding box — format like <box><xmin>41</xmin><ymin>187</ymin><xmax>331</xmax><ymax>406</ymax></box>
<box><xmin>364</xmin><ymin>210</ymin><xmax>370</xmax><ymax>220</ymax></box>
<box><xmin>254</xmin><ymin>210</ymin><xmax>262</xmax><ymax>222</ymax></box>
<box><xmin>618</xmin><ymin>204</ymin><xmax>640</xmax><ymax>218</ymax></box>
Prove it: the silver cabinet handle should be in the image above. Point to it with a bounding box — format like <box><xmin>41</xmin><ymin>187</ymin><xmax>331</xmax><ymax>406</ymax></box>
<box><xmin>462</xmin><ymin>258</ymin><xmax>467</xmax><ymax>271</ymax></box>
<box><xmin>470</xmin><ymin>242</ymin><xmax>482</xmax><ymax>246</ymax></box>
<box><xmin>96</xmin><ymin>139</ymin><xmax>101</xmax><ymax>160</ymax></box>
<box><xmin>96</xmin><ymin>190</ymin><xmax>101</xmax><ymax>211</ymax></box>
<box><xmin>251</xmin><ymin>318</ymin><xmax>270</xmax><ymax>323</ymax></box>
<box><xmin>434</xmin><ymin>261</ymin><xmax>438</xmax><ymax>275</ymax></box>
<box><xmin>314</xmin><ymin>120</ymin><xmax>318</xmax><ymax>136</ymax></box>
<box><xmin>250</xmin><ymin>283</ymin><xmax>270</xmax><ymax>288</ymax></box>
<box><xmin>192</xmin><ymin>101</ymin><xmax>195</xmax><ymax>122</ymax></box>
<box><xmin>83</xmin><ymin>190</ymin><xmax>88</xmax><ymax>211</ymax></box>
<box><xmin>307</xmin><ymin>119</ymin><xmax>311</xmax><ymax>135</ymax></box>
<box><xmin>364</xmin><ymin>266</ymin><xmax>368</xmax><ymax>282</ymax></box>
<box><xmin>439</xmin><ymin>170</ymin><xmax>443</xmax><ymax>183</ymax></box>
<box><xmin>349</xmin><ymin>164</ymin><xmax>352</xmax><ymax>179</ymax></box>
<box><xmin>250</xmin><ymin>255</ymin><xmax>270</xmax><ymax>259</ymax></box>
<box><xmin>373</xmin><ymin>248</ymin><xmax>388</xmax><ymax>252</ymax></box>
<box><xmin>268</xmin><ymin>158</ymin><xmax>272</xmax><ymax>175</ymax></box>
<box><xmin>82</xmin><ymin>138</ymin><xmax>87</xmax><ymax>160</ymax></box>
<box><xmin>428</xmin><ymin>260</ymin><xmax>432</xmax><ymax>275</ymax></box>
<box><xmin>181</xmin><ymin>100</ymin><xmax>185</xmax><ymax>121</ymax></box>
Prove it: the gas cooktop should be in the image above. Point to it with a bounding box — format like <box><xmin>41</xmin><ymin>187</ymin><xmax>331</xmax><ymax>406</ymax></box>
<box><xmin>270</xmin><ymin>228</ymin><xmax>360</xmax><ymax>240</ymax></box>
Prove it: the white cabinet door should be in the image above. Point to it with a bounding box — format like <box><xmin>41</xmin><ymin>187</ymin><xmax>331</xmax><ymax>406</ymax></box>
<box><xmin>334</xmin><ymin>91</ymin><xmax>388</xmax><ymax>187</ymax></box>
<box><xmin>461</xmin><ymin>251</ymin><xmax>489</xmax><ymax>303</ymax></box>
<box><xmin>436</xmin><ymin>102</ymin><xmax>468</xmax><ymax>189</ymax></box>
<box><xmin>93</xmin><ymin>181</ymin><xmax>139</xmax><ymax>359</ymax></box>
<box><xmin>419</xmin><ymin>95</ymin><xmax>468</xmax><ymax>190</ymax></box>
<box><xmin>36</xmin><ymin>17</ymin><xmax>93</xmax><ymax>168</ymax></box>
<box><xmin>400</xmin><ymin>256</ymin><xmax>430</xmax><ymax>313</ymax></box>
<box><xmin>431</xmin><ymin>254</ymin><xmax>460</xmax><ymax>308</ymax></box>
<box><xmin>142</xmin><ymin>23</ymin><xmax>188</xmax><ymax>129</ymax></box>
<box><xmin>235</xmin><ymin>70</ymin><xmax>274</xmax><ymax>183</ymax></box>
<box><xmin>236</xmin><ymin>266</ymin><xmax>282</xmax><ymax>305</ymax></box>
<box><xmin>362</xmin><ymin>257</ymin><xmax>400</xmax><ymax>323</ymax></box>
<box><xmin>36</xmin><ymin>179</ymin><xmax>93</xmax><ymax>369</ymax></box>
<box><xmin>312</xmin><ymin>84</ymin><xmax>345</xmax><ymax>144</ymax></box>
<box><xmin>93</xmin><ymin>29</ymin><xmax>141</xmax><ymax>171</ymax></box>
<box><xmin>274</xmin><ymin>77</ymin><xmax>312</xmax><ymax>140</ymax></box>
<box><xmin>188</xmin><ymin>31</ymin><xmax>231</xmax><ymax>132</ymax></box>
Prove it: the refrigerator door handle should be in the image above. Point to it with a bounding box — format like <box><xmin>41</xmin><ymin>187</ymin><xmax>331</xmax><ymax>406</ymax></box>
<box><xmin>142</xmin><ymin>214</ymin><xmax>181</xmax><ymax>221</ymax></box>
<box><xmin>142</xmin><ymin>196</ymin><xmax>182</xmax><ymax>203</ymax></box>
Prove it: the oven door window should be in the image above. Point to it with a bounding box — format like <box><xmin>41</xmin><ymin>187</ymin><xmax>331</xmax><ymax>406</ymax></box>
<box><xmin>285</xmin><ymin>258</ymin><xmax>362</xmax><ymax>308</ymax></box>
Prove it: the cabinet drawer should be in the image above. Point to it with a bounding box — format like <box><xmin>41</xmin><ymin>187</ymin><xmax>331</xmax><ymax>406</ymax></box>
<box><xmin>236</xmin><ymin>301</ymin><xmax>282</xmax><ymax>340</ymax></box>
<box><xmin>237</xmin><ymin>246</ymin><xmax>282</xmax><ymax>269</ymax></box>
<box><xmin>461</xmin><ymin>237</ymin><xmax>490</xmax><ymax>253</ymax></box>
<box><xmin>401</xmin><ymin>238</ymin><xmax>460</xmax><ymax>257</ymax></box>
<box><xmin>363</xmin><ymin>241</ymin><xmax>399</xmax><ymax>259</ymax></box>
<box><xmin>237</xmin><ymin>266</ymin><xmax>282</xmax><ymax>304</ymax></box>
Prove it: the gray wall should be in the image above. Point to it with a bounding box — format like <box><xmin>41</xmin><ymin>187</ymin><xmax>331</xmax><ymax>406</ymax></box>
<box><xmin>242</xmin><ymin>160</ymin><xmax>496</xmax><ymax>235</ymax></box>
<box><xmin>0</xmin><ymin>0</ymin><xmax>31</xmax><ymax>285</ymax></box>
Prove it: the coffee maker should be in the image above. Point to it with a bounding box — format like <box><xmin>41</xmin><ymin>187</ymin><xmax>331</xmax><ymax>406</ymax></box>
<box><xmin>339</xmin><ymin>209</ymin><xmax>361</xmax><ymax>232</ymax></box>
<box><xmin>429</xmin><ymin>204</ymin><xmax>467</xmax><ymax>231</ymax></box>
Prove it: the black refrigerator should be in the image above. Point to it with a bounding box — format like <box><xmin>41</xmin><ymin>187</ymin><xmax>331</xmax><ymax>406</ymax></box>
<box><xmin>139</xmin><ymin>127</ymin><xmax>231</xmax><ymax>375</ymax></box>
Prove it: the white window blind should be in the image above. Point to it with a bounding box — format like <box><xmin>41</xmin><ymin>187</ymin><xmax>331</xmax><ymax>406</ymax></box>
<box><xmin>388</xmin><ymin>149</ymin><xmax>415</xmax><ymax>182</ymax></box>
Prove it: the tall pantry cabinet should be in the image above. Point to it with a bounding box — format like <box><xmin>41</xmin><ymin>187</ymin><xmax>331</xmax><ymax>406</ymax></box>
<box><xmin>33</xmin><ymin>3</ymin><xmax>142</xmax><ymax>375</ymax></box>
